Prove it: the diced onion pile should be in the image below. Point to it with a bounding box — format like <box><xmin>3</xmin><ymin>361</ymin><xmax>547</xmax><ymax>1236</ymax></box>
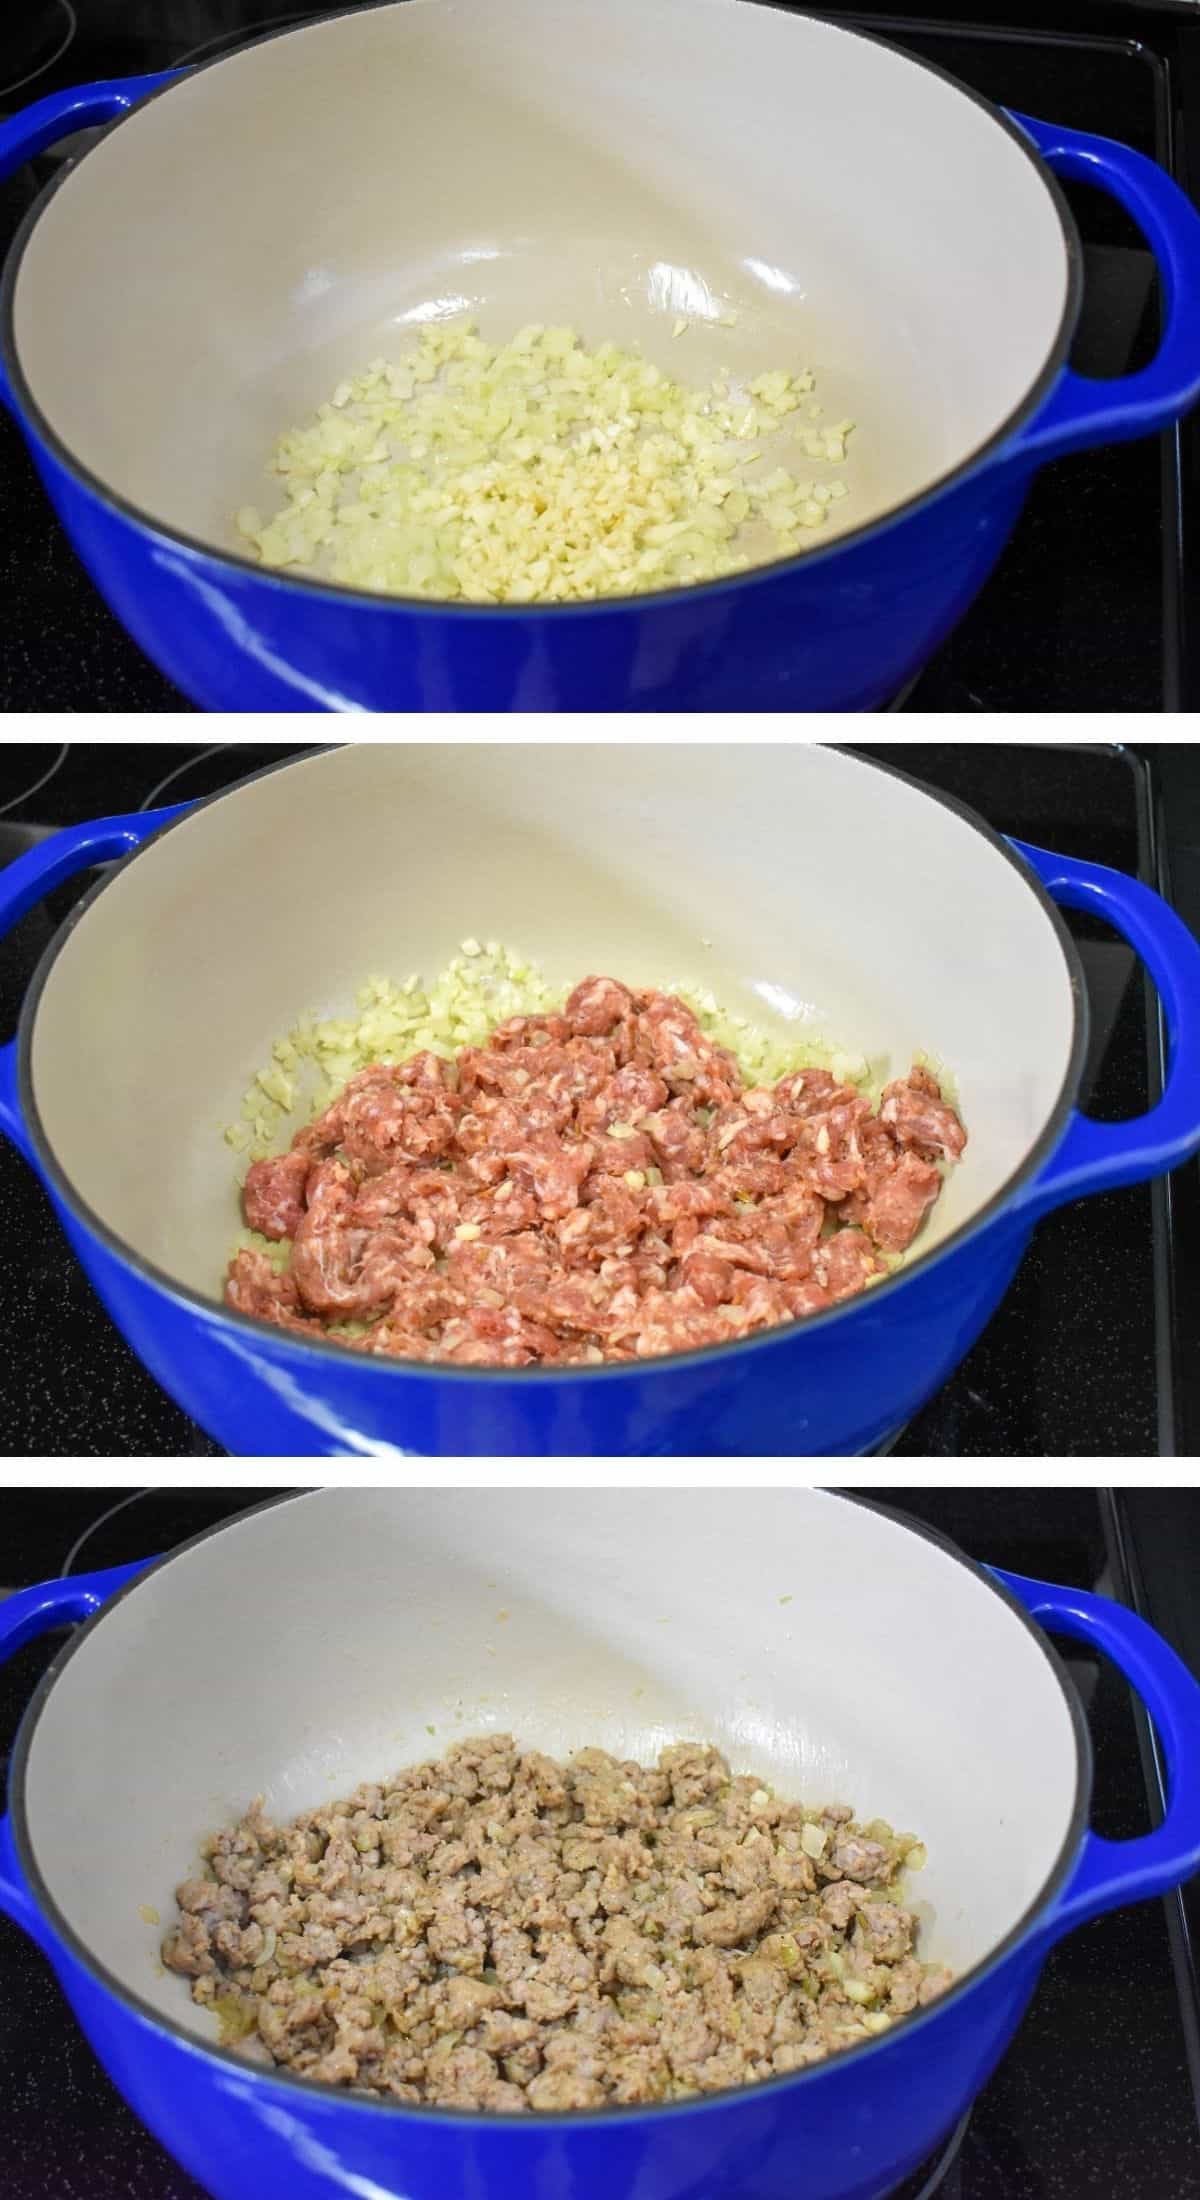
<box><xmin>224</xmin><ymin>943</ymin><xmax>871</xmax><ymax>1170</ymax></box>
<box><xmin>236</xmin><ymin>319</ymin><xmax>855</xmax><ymax>603</ymax></box>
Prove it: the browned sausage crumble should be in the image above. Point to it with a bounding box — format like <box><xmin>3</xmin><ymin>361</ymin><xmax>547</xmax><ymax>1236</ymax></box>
<box><xmin>163</xmin><ymin>1737</ymin><xmax>950</xmax><ymax>2109</ymax></box>
<box><xmin>225</xmin><ymin>977</ymin><xmax>966</xmax><ymax>1365</ymax></box>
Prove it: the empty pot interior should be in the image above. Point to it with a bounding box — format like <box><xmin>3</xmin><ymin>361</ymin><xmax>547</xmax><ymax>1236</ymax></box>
<box><xmin>27</xmin><ymin>743</ymin><xmax>1079</xmax><ymax>1305</ymax></box>
<box><xmin>12</xmin><ymin>0</ymin><xmax>1070</xmax><ymax>554</ymax></box>
<box><xmin>21</xmin><ymin>1487</ymin><xmax>1082</xmax><ymax>2040</ymax></box>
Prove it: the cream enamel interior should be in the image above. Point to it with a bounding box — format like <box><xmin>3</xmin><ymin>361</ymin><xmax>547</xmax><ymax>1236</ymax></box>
<box><xmin>27</xmin><ymin>743</ymin><xmax>1079</xmax><ymax>1309</ymax></box>
<box><xmin>11</xmin><ymin>0</ymin><xmax>1071</xmax><ymax>562</ymax></box>
<box><xmin>21</xmin><ymin>1487</ymin><xmax>1082</xmax><ymax>2047</ymax></box>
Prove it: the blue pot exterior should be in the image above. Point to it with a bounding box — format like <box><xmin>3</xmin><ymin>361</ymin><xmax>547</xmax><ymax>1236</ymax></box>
<box><xmin>51</xmin><ymin>1177</ymin><xmax>1032</xmax><ymax>1457</ymax></box>
<box><xmin>13</xmin><ymin>1861</ymin><xmax>1046</xmax><ymax>2200</ymax></box>
<box><xmin>21</xmin><ymin>418</ymin><xmax>1031</xmax><ymax>712</ymax></box>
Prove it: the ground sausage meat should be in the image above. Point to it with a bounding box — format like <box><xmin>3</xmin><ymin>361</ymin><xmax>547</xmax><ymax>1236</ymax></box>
<box><xmin>163</xmin><ymin>1738</ymin><xmax>951</xmax><ymax>2109</ymax></box>
<box><xmin>226</xmin><ymin>981</ymin><xmax>966</xmax><ymax>1365</ymax></box>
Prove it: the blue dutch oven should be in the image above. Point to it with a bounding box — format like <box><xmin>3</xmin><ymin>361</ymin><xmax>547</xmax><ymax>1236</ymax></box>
<box><xmin>0</xmin><ymin>743</ymin><xmax>1197</xmax><ymax>1456</ymax></box>
<box><xmin>3</xmin><ymin>0</ymin><xmax>1200</xmax><ymax>710</ymax></box>
<box><xmin>2</xmin><ymin>1487</ymin><xmax>1199</xmax><ymax>2200</ymax></box>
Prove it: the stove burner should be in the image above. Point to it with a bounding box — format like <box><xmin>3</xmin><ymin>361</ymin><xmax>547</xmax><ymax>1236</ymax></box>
<box><xmin>0</xmin><ymin>742</ymin><xmax>68</xmax><ymax>823</ymax></box>
<box><xmin>0</xmin><ymin>0</ymin><xmax>76</xmax><ymax>107</ymax></box>
<box><xmin>890</xmin><ymin>2113</ymin><xmax>970</xmax><ymax>2198</ymax></box>
<box><xmin>172</xmin><ymin>11</ymin><xmax>320</xmax><ymax>70</ymax></box>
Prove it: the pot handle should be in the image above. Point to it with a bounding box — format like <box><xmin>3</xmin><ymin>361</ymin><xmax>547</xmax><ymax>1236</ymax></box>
<box><xmin>0</xmin><ymin>72</ymin><xmax>178</xmax><ymax>410</ymax></box>
<box><xmin>0</xmin><ymin>805</ymin><xmax>188</xmax><ymax>1166</ymax></box>
<box><xmin>0</xmin><ymin>1563</ymin><xmax>155</xmax><ymax>1946</ymax></box>
<box><xmin>1001</xmin><ymin>112</ymin><xmax>1200</xmax><ymax>461</ymax></box>
<box><xmin>993</xmin><ymin>1566</ymin><xmax>1200</xmax><ymax>1935</ymax></box>
<box><xmin>1008</xmin><ymin>837</ymin><xmax>1200</xmax><ymax>1218</ymax></box>
<box><xmin>0</xmin><ymin>72</ymin><xmax>179</xmax><ymax>186</ymax></box>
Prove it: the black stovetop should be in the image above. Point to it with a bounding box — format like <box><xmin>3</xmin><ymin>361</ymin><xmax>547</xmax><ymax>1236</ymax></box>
<box><xmin>2</xmin><ymin>738</ymin><xmax>1199</xmax><ymax>1458</ymax></box>
<box><xmin>3</xmin><ymin>0</ymin><xmax>1200</xmax><ymax>709</ymax></box>
<box><xmin>2</xmin><ymin>1485</ymin><xmax>1199</xmax><ymax>2200</ymax></box>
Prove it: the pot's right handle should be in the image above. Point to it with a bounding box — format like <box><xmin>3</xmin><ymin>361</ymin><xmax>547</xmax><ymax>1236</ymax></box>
<box><xmin>0</xmin><ymin>805</ymin><xmax>187</xmax><ymax>1167</ymax></box>
<box><xmin>0</xmin><ymin>1564</ymin><xmax>154</xmax><ymax>1947</ymax></box>
<box><xmin>1002</xmin><ymin>113</ymin><xmax>1200</xmax><ymax>460</ymax></box>
<box><xmin>994</xmin><ymin>1568</ymin><xmax>1200</xmax><ymax>1936</ymax></box>
<box><xmin>1009</xmin><ymin>838</ymin><xmax>1200</xmax><ymax>1220</ymax></box>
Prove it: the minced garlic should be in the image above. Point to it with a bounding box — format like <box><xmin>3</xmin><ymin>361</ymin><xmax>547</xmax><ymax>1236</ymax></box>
<box><xmin>238</xmin><ymin>319</ymin><xmax>854</xmax><ymax>603</ymax></box>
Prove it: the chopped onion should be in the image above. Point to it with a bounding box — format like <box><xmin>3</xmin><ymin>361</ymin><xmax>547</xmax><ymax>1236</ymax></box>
<box><xmin>241</xmin><ymin>320</ymin><xmax>854</xmax><ymax>605</ymax></box>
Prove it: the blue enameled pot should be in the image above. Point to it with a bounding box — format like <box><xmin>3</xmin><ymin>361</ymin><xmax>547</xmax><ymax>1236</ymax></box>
<box><xmin>2</xmin><ymin>1488</ymin><xmax>1199</xmax><ymax>2200</ymax></box>
<box><xmin>0</xmin><ymin>744</ymin><xmax>1197</xmax><ymax>1456</ymax></box>
<box><xmin>2</xmin><ymin>0</ymin><xmax>1200</xmax><ymax>709</ymax></box>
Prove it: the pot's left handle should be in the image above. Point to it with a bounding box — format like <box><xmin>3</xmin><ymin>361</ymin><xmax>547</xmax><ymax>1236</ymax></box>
<box><xmin>0</xmin><ymin>72</ymin><xmax>179</xmax><ymax>409</ymax></box>
<box><xmin>994</xmin><ymin>1567</ymin><xmax>1200</xmax><ymax>1938</ymax></box>
<box><xmin>0</xmin><ymin>73</ymin><xmax>179</xmax><ymax>187</ymax></box>
<box><xmin>0</xmin><ymin>1564</ymin><xmax>155</xmax><ymax>1947</ymax></box>
<box><xmin>1010</xmin><ymin>838</ymin><xmax>1200</xmax><ymax>1220</ymax></box>
<box><xmin>0</xmin><ymin>805</ymin><xmax>188</xmax><ymax>1167</ymax></box>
